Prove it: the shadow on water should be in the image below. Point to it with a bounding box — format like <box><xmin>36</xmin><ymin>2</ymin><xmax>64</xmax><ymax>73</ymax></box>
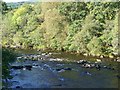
<box><xmin>2</xmin><ymin>49</ymin><xmax>120</xmax><ymax>88</ymax></box>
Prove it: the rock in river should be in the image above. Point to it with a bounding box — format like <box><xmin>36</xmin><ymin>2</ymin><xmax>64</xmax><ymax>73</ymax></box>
<box><xmin>77</xmin><ymin>60</ymin><xmax>87</xmax><ymax>64</ymax></box>
<box><xmin>11</xmin><ymin>66</ymin><xmax>23</xmax><ymax>69</ymax></box>
<box><xmin>82</xmin><ymin>63</ymin><xmax>92</xmax><ymax>68</ymax></box>
<box><xmin>25</xmin><ymin>65</ymin><xmax>32</xmax><ymax>70</ymax></box>
<box><xmin>56</xmin><ymin>68</ymin><xmax>63</xmax><ymax>71</ymax></box>
<box><xmin>81</xmin><ymin>71</ymin><xmax>92</xmax><ymax>76</ymax></box>
<box><xmin>16</xmin><ymin>86</ymin><xmax>22</xmax><ymax>88</ymax></box>
<box><xmin>64</xmin><ymin>67</ymin><xmax>72</xmax><ymax>71</ymax></box>
<box><xmin>95</xmin><ymin>64</ymin><xmax>101</xmax><ymax>70</ymax></box>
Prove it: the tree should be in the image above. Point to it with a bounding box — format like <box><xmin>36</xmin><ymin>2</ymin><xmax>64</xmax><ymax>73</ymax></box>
<box><xmin>43</xmin><ymin>8</ymin><xmax>67</xmax><ymax>50</ymax></box>
<box><xmin>1</xmin><ymin>1</ymin><xmax>8</xmax><ymax>14</ymax></box>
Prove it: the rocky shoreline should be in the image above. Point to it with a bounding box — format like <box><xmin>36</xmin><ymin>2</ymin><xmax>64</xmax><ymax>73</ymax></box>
<box><xmin>10</xmin><ymin>53</ymin><xmax>119</xmax><ymax>73</ymax></box>
<box><xmin>4</xmin><ymin>46</ymin><xmax>120</xmax><ymax>62</ymax></box>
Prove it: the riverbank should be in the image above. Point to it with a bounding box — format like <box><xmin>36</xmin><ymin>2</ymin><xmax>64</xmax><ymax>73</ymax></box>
<box><xmin>3</xmin><ymin>46</ymin><xmax>120</xmax><ymax>62</ymax></box>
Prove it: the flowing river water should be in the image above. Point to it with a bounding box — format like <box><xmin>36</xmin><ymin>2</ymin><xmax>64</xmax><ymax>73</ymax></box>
<box><xmin>3</xmin><ymin>49</ymin><xmax>120</xmax><ymax>88</ymax></box>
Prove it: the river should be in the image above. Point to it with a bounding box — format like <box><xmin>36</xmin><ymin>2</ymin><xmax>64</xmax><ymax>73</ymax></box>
<box><xmin>3</xmin><ymin>49</ymin><xmax>119</xmax><ymax>88</ymax></box>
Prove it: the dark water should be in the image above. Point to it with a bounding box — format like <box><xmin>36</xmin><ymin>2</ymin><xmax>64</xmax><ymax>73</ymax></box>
<box><xmin>5</xmin><ymin>49</ymin><xmax>119</xmax><ymax>88</ymax></box>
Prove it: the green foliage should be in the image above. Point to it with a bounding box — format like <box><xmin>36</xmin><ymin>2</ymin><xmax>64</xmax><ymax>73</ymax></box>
<box><xmin>42</xmin><ymin>7</ymin><xmax>67</xmax><ymax>50</ymax></box>
<box><xmin>1</xmin><ymin>2</ymin><xmax>119</xmax><ymax>57</ymax></box>
<box><xmin>87</xmin><ymin>37</ymin><xmax>103</xmax><ymax>55</ymax></box>
<box><xmin>2</xmin><ymin>48</ymin><xmax>16</xmax><ymax>80</ymax></box>
<box><xmin>1</xmin><ymin>1</ymin><xmax>8</xmax><ymax>14</ymax></box>
<box><xmin>59</xmin><ymin>2</ymin><xmax>88</xmax><ymax>22</ymax></box>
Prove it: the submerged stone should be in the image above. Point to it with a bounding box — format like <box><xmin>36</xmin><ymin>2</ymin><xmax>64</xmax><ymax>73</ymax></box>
<box><xmin>56</xmin><ymin>68</ymin><xmax>65</xmax><ymax>73</ymax></box>
<box><xmin>16</xmin><ymin>86</ymin><xmax>22</xmax><ymax>88</ymax></box>
<box><xmin>25</xmin><ymin>65</ymin><xmax>32</xmax><ymax>70</ymax></box>
<box><xmin>81</xmin><ymin>71</ymin><xmax>92</xmax><ymax>76</ymax></box>
<box><xmin>64</xmin><ymin>68</ymin><xmax>72</xmax><ymax>71</ymax></box>
<box><xmin>56</xmin><ymin>68</ymin><xmax>62</xmax><ymax>71</ymax></box>
<box><xmin>11</xmin><ymin>66</ymin><xmax>23</xmax><ymax>69</ymax></box>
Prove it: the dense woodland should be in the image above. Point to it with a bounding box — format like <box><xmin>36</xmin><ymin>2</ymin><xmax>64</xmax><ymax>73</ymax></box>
<box><xmin>1</xmin><ymin>1</ymin><xmax>120</xmax><ymax>57</ymax></box>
